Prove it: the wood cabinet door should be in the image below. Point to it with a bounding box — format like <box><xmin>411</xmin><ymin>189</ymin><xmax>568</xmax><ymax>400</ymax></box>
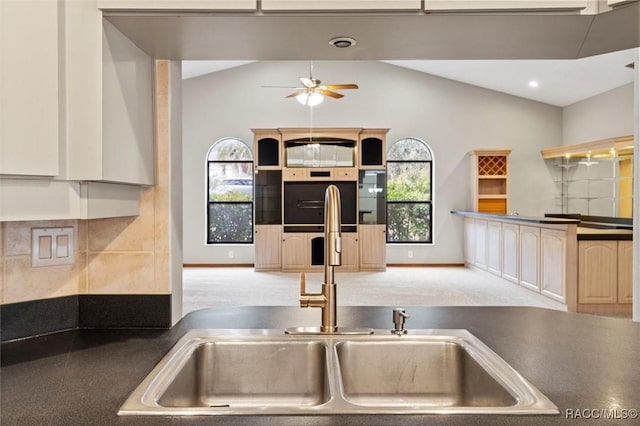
<box><xmin>486</xmin><ymin>221</ymin><xmax>502</xmax><ymax>276</ymax></box>
<box><xmin>578</xmin><ymin>241</ymin><xmax>617</xmax><ymax>304</ymax></box>
<box><xmin>337</xmin><ymin>233</ymin><xmax>359</xmax><ymax>272</ymax></box>
<box><xmin>540</xmin><ymin>228</ymin><xmax>566</xmax><ymax>302</ymax></box>
<box><xmin>501</xmin><ymin>223</ymin><xmax>519</xmax><ymax>283</ymax></box>
<box><xmin>519</xmin><ymin>226</ymin><xmax>540</xmax><ymax>292</ymax></box>
<box><xmin>618</xmin><ymin>241</ymin><xmax>633</xmax><ymax>303</ymax></box>
<box><xmin>359</xmin><ymin>225</ymin><xmax>386</xmax><ymax>271</ymax></box>
<box><xmin>282</xmin><ymin>233</ymin><xmax>308</xmax><ymax>271</ymax></box>
<box><xmin>254</xmin><ymin>225</ymin><xmax>281</xmax><ymax>271</ymax></box>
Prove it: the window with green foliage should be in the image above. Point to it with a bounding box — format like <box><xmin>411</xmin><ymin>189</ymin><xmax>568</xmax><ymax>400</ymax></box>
<box><xmin>386</xmin><ymin>138</ymin><xmax>433</xmax><ymax>243</ymax></box>
<box><xmin>207</xmin><ymin>138</ymin><xmax>254</xmax><ymax>244</ymax></box>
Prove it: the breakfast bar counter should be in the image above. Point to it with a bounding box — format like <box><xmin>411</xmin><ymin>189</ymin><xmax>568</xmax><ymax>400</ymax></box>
<box><xmin>2</xmin><ymin>306</ymin><xmax>640</xmax><ymax>425</ymax></box>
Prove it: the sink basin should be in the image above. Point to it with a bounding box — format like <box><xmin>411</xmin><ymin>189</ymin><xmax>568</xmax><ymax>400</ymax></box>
<box><xmin>336</xmin><ymin>340</ymin><xmax>516</xmax><ymax>408</ymax></box>
<box><xmin>158</xmin><ymin>341</ymin><xmax>330</xmax><ymax>408</ymax></box>
<box><xmin>119</xmin><ymin>329</ymin><xmax>558</xmax><ymax>416</ymax></box>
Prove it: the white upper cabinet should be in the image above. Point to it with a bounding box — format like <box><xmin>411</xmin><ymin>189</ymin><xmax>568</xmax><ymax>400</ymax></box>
<box><xmin>101</xmin><ymin>20</ymin><xmax>154</xmax><ymax>185</ymax></box>
<box><xmin>262</xmin><ymin>1</ymin><xmax>420</xmax><ymax>10</ymax></box>
<box><xmin>97</xmin><ymin>0</ymin><xmax>256</xmax><ymax>10</ymax></box>
<box><xmin>425</xmin><ymin>0</ymin><xmax>596</xmax><ymax>14</ymax></box>
<box><xmin>64</xmin><ymin>5</ymin><xmax>154</xmax><ymax>185</ymax></box>
<box><xmin>0</xmin><ymin>0</ymin><xmax>60</xmax><ymax>176</ymax></box>
<box><xmin>608</xmin><ymin>0</ymin><xmax>637</xmax><ymax>6</ymax></box>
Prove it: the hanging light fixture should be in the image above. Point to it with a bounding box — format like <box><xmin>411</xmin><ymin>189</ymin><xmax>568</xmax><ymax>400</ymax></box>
<box><xmin>296</xmin><ymin>90</ymin><xmax>324</xmax><ymax>107</ymax></box>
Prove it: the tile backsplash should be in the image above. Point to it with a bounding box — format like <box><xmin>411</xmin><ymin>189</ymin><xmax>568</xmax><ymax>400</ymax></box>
<box><xmin>1</xmin><ymin>185</ymin><xmax>170</xmax><ymax>304</ymax></box>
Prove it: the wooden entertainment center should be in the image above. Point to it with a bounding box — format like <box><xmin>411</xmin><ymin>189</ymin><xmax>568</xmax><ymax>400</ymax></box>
<box><xmin>252</xmin><ymin>128</ymin><xmax>388</xmax><ymax>272</ymax></box>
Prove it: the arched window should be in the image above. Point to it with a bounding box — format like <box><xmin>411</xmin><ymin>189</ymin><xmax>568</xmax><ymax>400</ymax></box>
<box><xmin>206</xmin><ymin>138</ymin><xmax>254</xmax><ymax>244</ymax></box>
<box><xmin>386</xmin><ymin>138</ymin><xmax>433</xmax><ymax>243</ymax></box>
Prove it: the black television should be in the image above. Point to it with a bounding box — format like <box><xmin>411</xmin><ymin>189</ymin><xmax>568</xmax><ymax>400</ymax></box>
<box><xmin>284</xmin><ymin>181</ymin><xmax>357</xmax><ymax>225</ymax></box>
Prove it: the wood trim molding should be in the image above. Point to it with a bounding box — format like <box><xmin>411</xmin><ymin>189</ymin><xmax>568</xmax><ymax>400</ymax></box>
<box><xmin>541</xmin><ymin>135</ymin><xmax>633</xmax><ymax>159</ymax></box>
<box><xmin>469</xmin><ymin>149</ymin><xmax>512</xmax><ymax>156</ymax></box>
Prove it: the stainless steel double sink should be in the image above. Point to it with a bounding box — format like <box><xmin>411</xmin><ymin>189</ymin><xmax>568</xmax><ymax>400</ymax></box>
<box><xmin>119</xmin><ymin>329</ymin><xmax>558</xmax><ymax>416</ymax></box>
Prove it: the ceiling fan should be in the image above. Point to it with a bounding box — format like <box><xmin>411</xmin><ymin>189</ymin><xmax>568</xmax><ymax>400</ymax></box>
<box><xmin>265</xmin><ymin>65</ymin><xmax>358</xmax><ymax>106</ymax></box>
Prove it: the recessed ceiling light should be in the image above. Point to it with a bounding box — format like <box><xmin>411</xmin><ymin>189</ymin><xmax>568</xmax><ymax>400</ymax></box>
<box><xmin>528</xmin><ymin>80</ymin><xmax>539</xmax><ymax>88</ymax></box>
<box><xmin>329</xmin><ymin>37</ymin><xmax>356</xmax><ymax>48</ymax></box>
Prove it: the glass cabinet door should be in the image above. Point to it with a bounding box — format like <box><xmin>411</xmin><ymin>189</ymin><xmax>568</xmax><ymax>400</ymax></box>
<box><xmin>255</xmin><ymin>170</ymin><xmax>282</xmax><ymax>225</ymax></box>
<box><xmin>359</xmin><ymin>170</ymin><xmax>386</xmax><ymax>225</ymax></box>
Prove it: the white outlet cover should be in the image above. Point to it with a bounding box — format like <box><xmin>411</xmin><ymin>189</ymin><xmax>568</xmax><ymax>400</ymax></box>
<box><xmin>32</xmin><ymin>227</ymin><xmax>75</xmax><ymax>267</ymax></box>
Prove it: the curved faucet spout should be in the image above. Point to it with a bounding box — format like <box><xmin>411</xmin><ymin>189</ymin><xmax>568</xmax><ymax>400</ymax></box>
<box><xmin>293</xmin><ymin>185</ymin><xmax>342</xmax><ymax>333</ymax></box>
<box><xmin>286</xmin><ymin>185</ymin><xmax>372</xmax><ymax>336</ymax></box>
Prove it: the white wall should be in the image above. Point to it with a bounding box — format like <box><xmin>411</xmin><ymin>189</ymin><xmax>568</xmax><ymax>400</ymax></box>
<box><xmin>182</xmin><ymin>61</ymin><xmax>562</xmax><ymax>264</ymax></box>
<box><xmin>562</xmin><ymin>83</ymin><xmax>634</xmax><ymax>145</ymax></box>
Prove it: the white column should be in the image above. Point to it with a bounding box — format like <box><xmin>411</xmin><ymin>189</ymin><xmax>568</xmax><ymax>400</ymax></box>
<box><xmin>634</xmin><ymin>48</ymin><xmax>640</xmax><ymax>322</ymax></box>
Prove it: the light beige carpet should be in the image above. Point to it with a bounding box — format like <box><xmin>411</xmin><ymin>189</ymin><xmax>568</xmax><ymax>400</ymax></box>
<box><xmin>183</xmin><ymin>266</ymin><xmax>567</xmax><ymax>315</ymax></box>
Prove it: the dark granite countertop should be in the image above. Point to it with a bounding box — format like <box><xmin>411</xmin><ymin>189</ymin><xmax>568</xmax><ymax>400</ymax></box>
<box><xmin>2</xmin><ymin>306</ymin><xmax>640</xmax><ymax>425</ymax></box>
<box><xmin>577</xmin><ymin>226</ymin><xmax>633</xmax><ymax>241</ymax></box>
<box><xmin>451</xmin><ymin>211</ymin><xmax>580</xmax><ymax>225</ymax></box>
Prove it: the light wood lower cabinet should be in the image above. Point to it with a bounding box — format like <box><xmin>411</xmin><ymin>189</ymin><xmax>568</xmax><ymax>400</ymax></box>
<box><xmin>254</xmin><ymin>225</ymin><xmax>282</xmax><ymax>271</ymax></box>
<box><xmin>501</xmin><ymin>223</ymin><xmax>519</xmax><ymax>283</ymax></box>
<box><xmin>540</xmin><ymin>228</ymin><xmax>567</xmax><ymax>302</ymax></box>
<box><xmin>359</xmin><ymin>225</ymin><xmax>386</xmax><ymax>271</ymax></box>
<box><xmin>486</xmin><ymin>221</ymin><xmax>501</xmax><ymax>276</ymax></box>
<box><xmin>338</xmin><ymin>233</ymin><xmax>359</xmax><ymax>272</ymax></box>
<box><xmin>463</xmin><ymin>218</ymin><xmax>488</xmax><ymax>269</ymax></box>
<box><xmin>519</xmin><ymin>226</ymin><xmax>540</xmax><ymax>292</ymax></box>
<box><xmin>282</xmin><ymin>233</ymin><xmax>309</xmax><ymax>271</ymax></box>
<box><xmin>281</xmin><ymin>232</ymin><xmax>360</xmax><ymax>272</ymax></box>
<box><xmin>464</xmin><ymin>218</ymin><xmax>475</xmax><ymax>265</ymax></box>
<box><xmin>618</xmin><ymin>241</ymin><xmax>633</xmax><ymax>303</ymax></box>
<box><xmin>460</xmin><ymin>214</ymin><xmax>582</xmax><ymax>310</ymax></box>
<box><xmin>474</xmin><ymin>219</ymin><xmax>488</xmax><ymax>270</ymax></box>
<box><xmin>578</xmin><ymin>240</ymin><xmax>632</xmax><ymax>305</ymax></box>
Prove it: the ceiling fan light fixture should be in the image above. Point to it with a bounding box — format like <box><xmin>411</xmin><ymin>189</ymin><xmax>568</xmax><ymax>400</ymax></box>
<box><xmin>296</xmin><ymin>91</ymin><xmax>324</xmax><ymax>106</ymax></box>
<box><xmin>329</xmin><ymin>37</ymin><xmax>356</xmax><ymax>49</ymax></box>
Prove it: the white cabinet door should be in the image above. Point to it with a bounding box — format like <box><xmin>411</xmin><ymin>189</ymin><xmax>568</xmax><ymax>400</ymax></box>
<box><xmin>540</xmin><ymin>228</ymin><xmax>566</xmax><ymax>302</ymax></box>
<box><xmin>486</xmin><ymin>221</ymin><xmax>502</xmax><ymax>276</ymax></box>
<box><xmin>1</xmin><ymin>0</ymin><xmax>59</xmax><ymax>176</ymax></box>
<box><xmin>501</xmin><ymin>223</ymin><xmax>519</xmax><ymax>283</ymax></box>
<box><xmin>519</xmin><ymin>226</ymin><xmax>540</xmax><ymax>292</ymax></box>
<box><xmin>263</xmin><ymin>0</ymin><xmax>420</xmax><ymax>10</ymax></box>
<box><xmin>101</xmin><ymin>20</ymin><xmax>155</xmax><ymax>185</ymax></box>
<box><xmin>98</xmin><ymin>0</ymin><xmax>257</xmax><ymax>10</ymax></box>
<box><xmin>464</xmin><ymin>218</ymin><xmax>475</xmax><ymax>266</ymax></box>
<box><xmin>474</xmin><ymin>219</ymin><xmax>488</xmax><ymax>270</ymax></box>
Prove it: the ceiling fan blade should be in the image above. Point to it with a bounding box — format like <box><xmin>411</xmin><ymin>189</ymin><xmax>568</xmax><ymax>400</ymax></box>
<box><xmin>285</xmin><ymin>89</ymin><xmax>307</xmax><ymax>98</ymax></box>
<box><xmin>324</xmin><ymin>84</ymin><xmax>359</xmax><ymax>90</ymax></box>
<box><xmin>318</xmin><ymin>89</ymin><xmax>344</xmax><ymax>99</ymax></box>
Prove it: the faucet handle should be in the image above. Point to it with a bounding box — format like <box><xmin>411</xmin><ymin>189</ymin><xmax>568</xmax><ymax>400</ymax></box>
<box><xmin>391</xmin><ymin>308</ymin><xmax>409</xmax><ymax>335</ymax></box>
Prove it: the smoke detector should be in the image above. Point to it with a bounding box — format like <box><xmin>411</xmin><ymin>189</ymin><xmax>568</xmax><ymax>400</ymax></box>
<box><xmin>329</xmin><ymin>37</ymin><xmax>356</xmax><ymax>48</ymax></box>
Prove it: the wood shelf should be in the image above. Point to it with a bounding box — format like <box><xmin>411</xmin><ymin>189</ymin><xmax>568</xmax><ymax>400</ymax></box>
<box><xmin>478</xmin><ymin>195</ymin><xmax>507</xmax><ymax>199</ymax></box>
<box><xmin>470</xmin><ymin>149</ymin><xmax>510</xmax><ymax>214</ymax></box>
